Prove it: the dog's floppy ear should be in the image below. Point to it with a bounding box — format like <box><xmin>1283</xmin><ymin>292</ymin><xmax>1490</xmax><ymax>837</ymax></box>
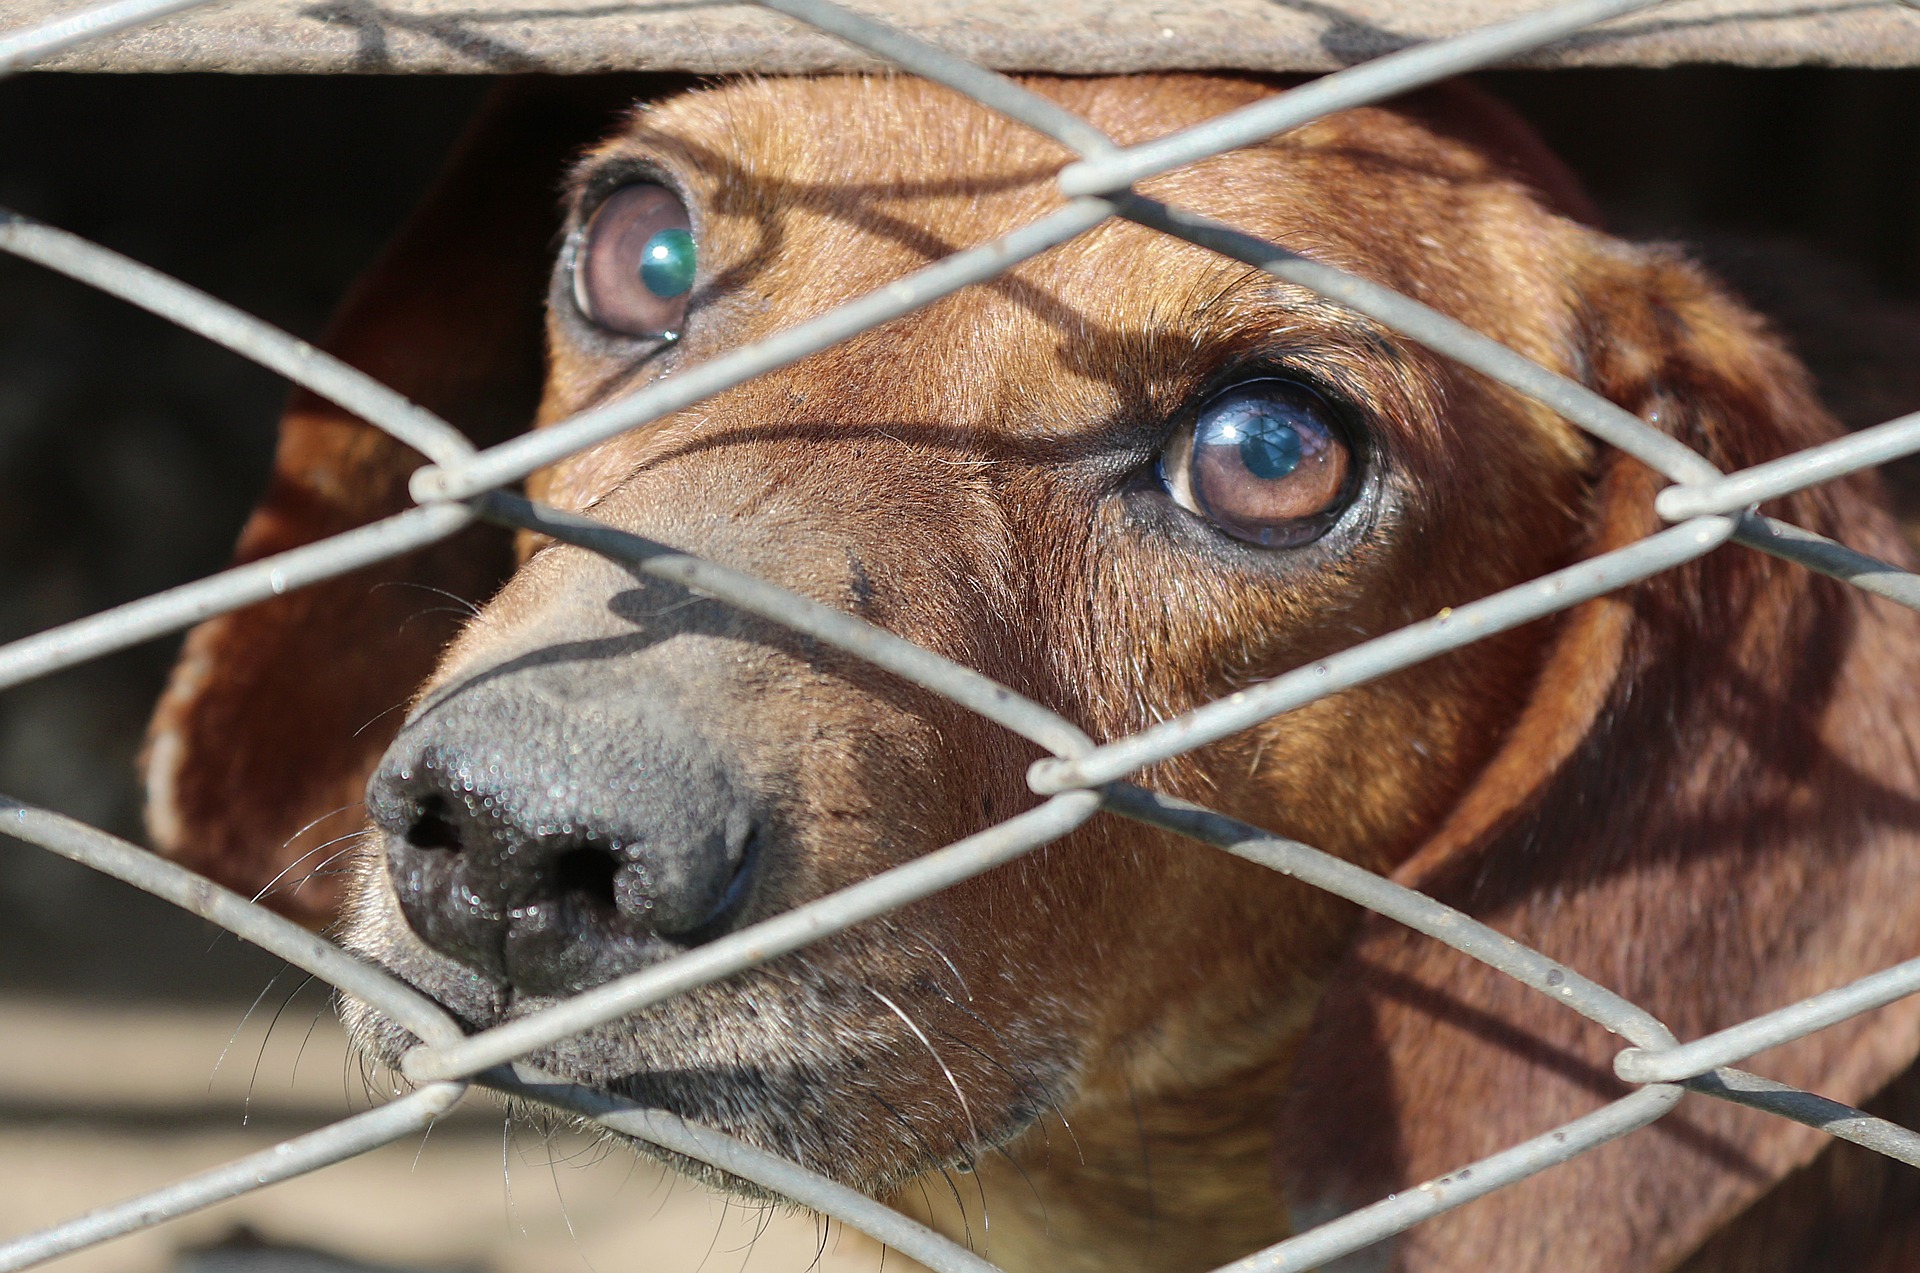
<box><xmin>142</xmin><ymin>77</ymin><xmax>658</xmax><ymax>922</ymax></box>
<box><xmin>1278</xmin><ymin>244</ymin><xmax>1920</xmax><ymax>1269</ymax></box>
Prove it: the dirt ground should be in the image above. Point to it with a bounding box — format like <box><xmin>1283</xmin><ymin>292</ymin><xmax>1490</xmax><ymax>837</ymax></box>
<box><xmin>0</xmin><ymin>995</ymin><xmax>891</xmax><ymax>1273</ymax></box>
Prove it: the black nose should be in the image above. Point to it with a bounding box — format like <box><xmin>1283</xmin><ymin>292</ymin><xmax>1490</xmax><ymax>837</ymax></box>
<box><xmin>366</xmin><ymin>678</ymin><xmax>761</xmax><ymax>995</ymax></box>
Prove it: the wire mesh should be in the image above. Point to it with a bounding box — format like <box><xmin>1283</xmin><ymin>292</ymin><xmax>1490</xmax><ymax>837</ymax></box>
<box><xmin>3</xmin><ymin>0</ymin><xmax>1920</xmax><ymax>1268</ymax></box>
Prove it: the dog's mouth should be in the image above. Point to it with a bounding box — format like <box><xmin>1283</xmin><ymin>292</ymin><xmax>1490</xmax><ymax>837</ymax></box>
<box><xmin>340</xmin><ymin>898</ymin><xmax>1077</xmax><ymax>1198</ymax></box>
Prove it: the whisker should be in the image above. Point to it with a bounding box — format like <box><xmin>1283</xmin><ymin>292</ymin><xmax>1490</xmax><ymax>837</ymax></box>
<box><xmin>245</xmin><ymin>972</ymin><xmax>317</xmax><ymax>1124</ymax></box>
<box><xmin>250</xmin><ymin>818</ymin><xmax>367</xmax><ymax>903</ymax></box>
<box><xmin>547</xmin><ymin>1146</ymin><xmax>599</xmax><ymax>1273</ymax></box>
<box><xmin>210</xmin><ymin>972</ymin><xmax>282</xmax><ymax>1093</ymax></box>
<box><xmin>734</xmin><ymin>1202</ymin><xmax>775</xmax><ymax>1270</ymax></box>
<box><xmin>991</xmin><ymin>1144</ymin><xmax>1051</xmax><ymax>1230</ymax></box>
<box><xmin>353</xmin><ymin>698</ymin><xmax>413</xmax><ymax>738</ymax></box>
<box><xmin>695</xmin><ymin>1196</ymin><xmax>729</xmax><ymax>1273</ymax></box>
<box><xmin>411</xmin><ymin>1108</ymin><xmax>438</xmax><ymax>1172</ymax></box>
<box><xmin>289</xmin><ymin>998</ymin><xmax>327</xmax><ymax>1087</ymax></box>
<box><xmin>889</xmin><ymin>921</ymin><xmax>972</xmax><ymax>1002</ymax></box>
<box><xmin>371</xmin><ymin>579</ymin><xmax>484</xmax><ymax>618</ymax></box>
<box><xmin>928</xmin><ymin>986</ymin><xmax>1083</xmax><ymax>1166</ymax></box>
<box><xmin>807</xmin><ymin>1213</ymin><xmax>830</xmax><ymax>1273</ymax></box>
<box><xmin>503</xmin><ymin>1118</ymin><xmax>530</xmax><ymax>1238</ymax></box>
<box><xmin>253</xmin><ymin>837</ymin><xmax>365</xmax><ymax>904</ymax></box>
<box><xmin>867</xmin><ymin>986</ymin><xmax>980</xmax><ymax>1153</ymax></box>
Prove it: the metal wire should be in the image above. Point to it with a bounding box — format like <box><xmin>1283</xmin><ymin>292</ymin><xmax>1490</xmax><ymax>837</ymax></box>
<box><xmin>0</xmin><ymin>1084</ymin><xmax>470</xmax><ymax>1272</ymax></box>
<box><xmin>408</xmin><ymin>200</ymin><xmax>1116</xmax><ymax>503</ymax></box>
<box><xmin>1659</xmin><ymin>407</ymin><xmax>1920</xmax><ymax>520</ymax></box>
<box><xmin>0</xmin><ymin>212</ymin><xmax>477</xmax><ymax>466</ymax></box>
<box><xmin>7</xmin><ymin>0</ymin><xmax>1920</xmax><ymax>1269</ymax></box>
<box><xmin>1729</xmin><ymin>512</ymin><xmax>1920</xmax><ymax>614</ymax></box>
<box><xmin>1219</xmin><ymin>1086</ymin><xmax>1685</xmax><ymax>1273</ymax></box>
<box><xmin>485</xmin><ymin>1067</ymin><xmax>1005</xmax><ymax>1273</ymax></box>
<box><xmin>0</xmin><ymin>0</ymin><xmax>217</xmax><ymax>76</ymax></box>
<box><xmin>1054</xmin><ymin>0</ymin><xmax>1670</xmax><ymax>197</ymax></box>
<box><xmin>398</xmin><ymin>787</ymin><xmax>1103</xmax><ymax>1085</ymax></box>
<box><xmin>0</xmin><ymin>505</ymin><xmax>474</xmax><ymax>693</ymax></box>
<box><xmin>1028</xmin><ymin>515</ymin><xmax>1734</xmax><ymax>794</ymax></box>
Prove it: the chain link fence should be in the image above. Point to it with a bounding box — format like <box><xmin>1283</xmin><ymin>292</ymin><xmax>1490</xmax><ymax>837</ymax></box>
<box><xmin>4</xmin><ymin>0</ymin><xmax>1920</xmax><ymax>1269</ymax></box>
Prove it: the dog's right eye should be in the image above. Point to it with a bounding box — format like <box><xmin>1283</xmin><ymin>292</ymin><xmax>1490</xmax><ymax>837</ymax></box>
<box><xmin>572</xmin><ymin>183</ymin><xmax>697</xmax><ymax>339</ymax></box>
<box><xmin>1158</xmin><ymin>379</ymin><xmax>1356</xmax><ymax>548</ymax></box>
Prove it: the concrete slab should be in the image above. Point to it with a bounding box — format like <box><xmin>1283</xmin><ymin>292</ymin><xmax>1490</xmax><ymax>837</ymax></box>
<box><xmin>24</xmin><ymin>0</ymin><xmax>1920</xmax><ymax>76</ymax></box>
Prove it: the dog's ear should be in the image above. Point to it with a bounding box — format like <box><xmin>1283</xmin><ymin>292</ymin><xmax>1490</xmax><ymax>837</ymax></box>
<box><xmin>1398</xmin><ymin>79</ymin><xmax>1602</xmax><ymax>228</ymax></box>
<box><xmin>142</xmin><ymin>77</ymin><xmax>660</xmax><ymax>923</ymax></box>
<box><xmin>1278</xmin><ymin>244</ymin><xmax>1920</xmax><ymax>1269</ymax></box>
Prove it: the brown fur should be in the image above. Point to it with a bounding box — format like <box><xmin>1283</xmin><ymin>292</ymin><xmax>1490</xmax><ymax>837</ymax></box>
<box><xmin>143</xmin><ymin>73</ymin><xmax>1920</xmax><ymax>1272</ymax></box>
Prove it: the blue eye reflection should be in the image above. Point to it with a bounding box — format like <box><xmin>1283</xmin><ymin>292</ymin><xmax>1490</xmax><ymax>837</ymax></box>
<box><xmin>1217</xmin><ymin>407</ymin><xmax>1306</xmax><ymax>480</ymax></box>
<box><xmin>639</xmin><ymin>228</ymin><xmax>697</xmax><ymax>299</ymax></box>
<box><xmin>1197</xmin><ymin>394</ymin><xmax>1317</xmax><ymax>482</ymax></box>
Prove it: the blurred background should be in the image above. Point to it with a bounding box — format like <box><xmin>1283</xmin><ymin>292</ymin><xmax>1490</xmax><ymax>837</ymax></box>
<box><xmin>0</xmin><ymin>64</ymin><xmax>1916</xmax><ymax>1273</ymax></box>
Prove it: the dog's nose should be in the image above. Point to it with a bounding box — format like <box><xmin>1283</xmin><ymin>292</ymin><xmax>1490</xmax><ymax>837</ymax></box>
<box><xmin>366</xmin><ymin>681</ymin><xmax>760</xmax><ymax>995</ymax></box>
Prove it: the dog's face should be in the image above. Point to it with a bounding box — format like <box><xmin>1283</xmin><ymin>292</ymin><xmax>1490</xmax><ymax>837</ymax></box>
<box><xmin>145</xmin><ymin>67</ymin><xmax>1920</xmax><ymax>1272</ymax></box>
<box><xmin>337</xmin><ymin>74</ymin><xmax>1601</xmax><ymax>1194</ymax></box>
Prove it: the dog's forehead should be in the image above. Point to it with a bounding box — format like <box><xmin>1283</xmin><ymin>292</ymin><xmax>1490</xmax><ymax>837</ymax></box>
<box><xmin>541</xmin><ymin>73</ymin><xmax>1587</xmax><ymax>501</ymax></box>
<box><xmin>588</xmin><ymin>73</ymin><xmax>1557</xmax><ymax>316</ymax></box>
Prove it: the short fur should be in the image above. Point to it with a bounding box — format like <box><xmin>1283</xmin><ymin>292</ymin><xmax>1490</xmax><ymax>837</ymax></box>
<box><xmin>144</xmin><ymin>73</ymin><xmax>1920</xmax><ymax>1272</ymax></box>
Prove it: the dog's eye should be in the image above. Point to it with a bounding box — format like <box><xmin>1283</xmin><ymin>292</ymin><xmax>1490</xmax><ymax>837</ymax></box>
<box><xmin>573</xmin><ymin>183</ymin><xmax>697</xmax><ymax>338</ymax></box>
<box><xmin>1159</xmin><ymin>379</ymin><xmax>1354</xmax><ymax>547</ymax></box>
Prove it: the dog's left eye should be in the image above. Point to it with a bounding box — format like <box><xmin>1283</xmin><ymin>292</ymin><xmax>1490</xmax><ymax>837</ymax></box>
<box><xmin>572</xmin><ymin>182</ymin><xmax>697</xmax><ymax>338</ymax></box>
<box><xmin>1159</xmin><ymin>379</ymin><xmax>1355</xmax><ymax>548</ymax></box>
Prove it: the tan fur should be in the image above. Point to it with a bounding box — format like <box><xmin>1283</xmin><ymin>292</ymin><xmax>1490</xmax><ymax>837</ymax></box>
<box><xmin>145</xmin><ymin>73</ymin><xmax>1920</xmax><ymax>1272</ymax></box>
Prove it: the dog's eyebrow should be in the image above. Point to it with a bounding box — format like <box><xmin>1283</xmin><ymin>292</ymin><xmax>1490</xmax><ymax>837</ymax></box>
<box><xmin>563</xmin><ymin>150</ymin><xmax>692</xmax><ymax>214</ymax></box>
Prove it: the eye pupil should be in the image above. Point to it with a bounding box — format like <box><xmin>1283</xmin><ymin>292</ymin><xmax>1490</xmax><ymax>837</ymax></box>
<box><xmin>1237</xmin><ymin>414</ymin><xmax>1303</xmax><ymax>480</ymax></box>
<box><xmin>639</xmin><ymin>228</ymin><xmax>697</xmax><ymax>299</ymax></box>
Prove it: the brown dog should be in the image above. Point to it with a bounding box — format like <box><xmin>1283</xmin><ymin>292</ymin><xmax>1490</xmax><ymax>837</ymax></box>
<box><xmin>142</xmin><ymin>73</ymin><xmax>1920</xmax><ymax>1272</ymax></box>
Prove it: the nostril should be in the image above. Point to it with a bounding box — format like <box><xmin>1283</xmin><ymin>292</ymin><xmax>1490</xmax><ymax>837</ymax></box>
<box><xmin>406</xmin><ymin>794</ymin><xmax>463</xmax><ymax>852</ymax></box>
<box><xmin>553</xmin><ymin>845</ymin><xmax>621</xmax><ymax>915</ymax></box>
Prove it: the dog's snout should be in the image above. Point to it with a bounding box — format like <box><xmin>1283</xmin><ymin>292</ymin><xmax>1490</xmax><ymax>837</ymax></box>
<box><xmin>367</xmin><ymin>683</ymin><xmax>761</xmax><ymax>996</ymax></box>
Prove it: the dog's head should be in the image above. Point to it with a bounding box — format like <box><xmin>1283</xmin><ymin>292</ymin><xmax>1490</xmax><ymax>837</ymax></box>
<box><xmin>145</xmin><ymin>73</ymin><xmax>1920</xmax><ymax>1271</ymax></box>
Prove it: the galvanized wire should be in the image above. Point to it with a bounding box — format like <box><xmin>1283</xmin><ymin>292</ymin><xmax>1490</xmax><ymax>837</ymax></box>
<box><xmin>0</xmin><ymin>0</ymin><xmax>218</xmax><ymax>76</ymax></box>
<box><xmin>0</xmin><ymin>1084</ymin><xmax>469</xmax><ymax>1273</ymax></box>
<box><xmin>1099</xmin><ymin>785</ymin><xmax>1676</xmax><ymax>1049</ymax></box>
<box><xmin>1730</xmin><ymin>512</ymin><xmax>1920</xmax><ymax>613</ymax></box>
<box><xmin>485</xmin><ymin>1067</ymin><xmax>1005</xmax><ymax>1273</ymax></box>
<box><xmin>409</xmin><ymin>200</ymin><xmax>1115</xmax><ymax>503</ymax></box>
<box><xmin>1028</xmin><ymin>515</ymin><xmax>1734</xmax><ymax>794</ymax></box>
<box><xmin>0</xmin><ymin>212</ymin><xmax>476</xmax><ymax>466</ymax></box>
<box><xmin>1055</xmin><ymin>0</ymin><xmax>1670</xmax><ymax>198</ymax></box>
<box><xmin>0</xmin><ymin>505</ymin><xmax>474</xmax><ymax>693</ymax></box>
<box><xmin>1217</xmin><ymin>1086</ymin><xmax>1686</xmax><ymax>1273</ymax></box>
<box><xmin>1659</xmin><ymin>407</ymin><xmax>1920</xmax><ymax>520</ymax></box>
<box><xmin>399</xmin><ymin>786</ymin><xmax>1102</xmax><ymax>1084</ymax></box>
<box><xmin>1680</xmin><ymin>1069</ymin><xmax>1920</xmax><ymax>1168</ymax></box>
<box><xmin>7</xmin><ymin>0</ymin><xmax>1920</xmax><ymax>1269</ymax></box>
